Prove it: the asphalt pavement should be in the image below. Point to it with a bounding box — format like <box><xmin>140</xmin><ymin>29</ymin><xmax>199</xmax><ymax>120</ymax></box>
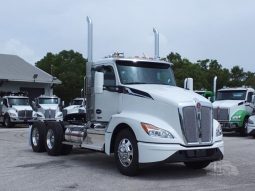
<box><xmin>0</xmin><ymin>125</ymin><xmax>255</xmax><ymax>191</ymax></box>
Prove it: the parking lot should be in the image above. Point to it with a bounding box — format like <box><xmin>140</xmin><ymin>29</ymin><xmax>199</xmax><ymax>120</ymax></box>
<box><xmin>0</xmin><ymin>126</ymin><xmax>255</xmax><ymax>191</ymax></box>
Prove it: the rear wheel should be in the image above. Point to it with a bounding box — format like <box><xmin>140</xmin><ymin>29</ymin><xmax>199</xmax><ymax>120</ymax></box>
<box><xmin>114</xmin><ymin>129</ymin><xmax>139</xmax><ymax>176</ymax></box>
<box><xmin>184</xmin><ymin>161</ymin><xmax>211</xmax><ymax>169</ymax></box>
<box><xmin>31</xmin><ymin>122</ymin><xmax>46</xmax><ymax>152</ymax></box>
<box><xmin>45</xmin><ymin>122</ymin><xmax>72</xmax><ymax>156</ymax></box>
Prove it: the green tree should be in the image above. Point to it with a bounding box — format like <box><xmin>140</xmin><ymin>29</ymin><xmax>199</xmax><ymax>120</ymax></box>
<box><xmin>36</xmin><ymin>50</ymin><xmax>86</xmax><ymax>103</ymax></box>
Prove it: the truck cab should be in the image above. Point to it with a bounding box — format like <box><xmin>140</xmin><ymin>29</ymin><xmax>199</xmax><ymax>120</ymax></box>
<box><xmin>0</xmin><ymin>95</ymin><xmax>36</xmax><ymax>127</ymax></box>
<box><xmin>62</xmin><ymin>98</ymin><xmax>86</xmax><ymax>122</ymax></box>
<box><xmin>213</xmin><ymin>87</ymin><xmax>255</xmax><ymax>135</ymax></box>
<box><xmin>33</xmin><ymin>95</ymin><xmax>63</xmax><ymax>121</ymax></box>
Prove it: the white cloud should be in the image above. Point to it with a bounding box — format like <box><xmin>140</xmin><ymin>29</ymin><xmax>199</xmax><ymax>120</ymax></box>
<box><xmin>0</xmin><ymin>39</ymin><xmax>39</xmax><ymax>64</ymax></box>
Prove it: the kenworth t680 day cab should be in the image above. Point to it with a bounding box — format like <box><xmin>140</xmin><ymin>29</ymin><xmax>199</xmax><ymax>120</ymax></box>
<box><xmin>29</xmin><ymin>17</ymin><xmax>223</xmax><ymax>176</ymax></box>
<box><xmin>213</xmin><ymin>87</ymin><xmax>255</xmax><ymax>136</ymax></box>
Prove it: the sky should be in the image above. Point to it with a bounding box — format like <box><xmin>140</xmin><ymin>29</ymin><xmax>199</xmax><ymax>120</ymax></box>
<box><xmin>0</xmin><ymin>0</ymin><xmax>255</xmax><ymax>72</ymax></box>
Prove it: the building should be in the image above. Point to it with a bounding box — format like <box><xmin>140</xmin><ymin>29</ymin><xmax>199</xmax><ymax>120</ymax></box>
<box><xmin>0</xmin><ymin>54</ymin><xmax>61</xmax><ymax>101</ymax></box>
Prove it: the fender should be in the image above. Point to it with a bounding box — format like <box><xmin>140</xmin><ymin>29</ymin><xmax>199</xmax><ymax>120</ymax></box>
<box><xmin>230</xmin><ymin>110</ymin><xmax>250</xmax><ymax>127</ymax></box>
<box><xmin>105</xmin><ymin>112</ymin><xmax>185</xmax><ymax>155</ymax></box>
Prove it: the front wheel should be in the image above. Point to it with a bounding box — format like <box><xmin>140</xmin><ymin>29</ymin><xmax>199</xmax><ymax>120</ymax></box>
<box><xmin>184</xmin><ymin>161</ymin><xmax>211</xmax><ymax>169</ymax></box>
<box><xmin>114</xmin><ymin>129</ymin><xmax>139</xmax><ymax>176</ymax></box>
<box><xmin>3</xmin><ymin>116</ymin><xmax>14</xmax><ymax>128</ymax></box>
<box><xmin>240</xmin><ymin>117</ymin><xmax>249</xmax><ymax>137</ymax></box>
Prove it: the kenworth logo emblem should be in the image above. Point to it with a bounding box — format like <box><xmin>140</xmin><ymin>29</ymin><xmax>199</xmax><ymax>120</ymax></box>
<box><xmin>194</xmin><ymin>99</ymin><xmax>202</xmax><ymax>138</ymax></box>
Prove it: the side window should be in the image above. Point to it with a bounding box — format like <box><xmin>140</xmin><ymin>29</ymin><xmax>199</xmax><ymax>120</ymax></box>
<box><xmin>247</xmin><ymin>92</ymin><xmax>253</xmax><ymax>103</ymax></box>
<box><xmin>95</xmin><ymin>66</ymin><xmax>116</xmax><ymax>86</ymax></box>
<box><xmin>3</xmin><ymin>99</ymin><xmax>8</xmax><ymax>107</ymax></box>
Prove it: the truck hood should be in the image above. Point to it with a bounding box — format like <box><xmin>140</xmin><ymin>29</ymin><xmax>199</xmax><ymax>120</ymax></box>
<box><xmin>64</xmin><ymin>105</ymin><xmax>81</xmax><ymax>110</ymax></box>
<box><xmin>126</xmin><ymin>85</ymin><xmax>210</xmax><ymax>105</ymax></box>
<box><xmin>12</xmin><ymin>105</ymin><xmax>33</xmax><ymax>111</ymax></box>
<box><xmin>213</xmin><ymin>100</ymin><xmax>244</xmax><ymax>108</ymax></box>
<box><xmin>39</xmin><ymin>104</ymin><xmax>59</xmax><ymax>110</ymax></box>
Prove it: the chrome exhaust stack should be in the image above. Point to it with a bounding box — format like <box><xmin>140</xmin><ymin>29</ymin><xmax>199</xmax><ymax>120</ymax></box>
<box><xmin>86</xmin><ymin>16</ymin><xmax>93</xmax><ymax>122</ymax></box>
<box><xmin>153</xmin><ymin>28</ymin><xmax>160</xmax><ymax>60</ymax></box>
<box><xmin>213</xmin><ymin>76</ymin><xmax>217</xmax><ymax>101</ymax></box>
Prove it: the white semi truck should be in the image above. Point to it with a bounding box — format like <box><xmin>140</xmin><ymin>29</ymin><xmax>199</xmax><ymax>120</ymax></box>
<box><xmin>213</xmin><ymin>87</ymin><xmax>255</xmax><ymax>135</ymax></box>
<box><xmin>33</xmin><ymin>95</ymin><xmax>63</xmax><ymax>121</ymax></box>
<box><xmin>29</xmin><ymin>17</ymin><xmax>224</xmax><ymax>176</ymax></box>
<box><xmin>62</xmin><ymin>98</ymin><xmax>86</xmax><ymax>122</ymax></box>
<box><xmin>0</xmin><ymin>93</ymin><xmax>36</xmax><ymax>127</ymax></box>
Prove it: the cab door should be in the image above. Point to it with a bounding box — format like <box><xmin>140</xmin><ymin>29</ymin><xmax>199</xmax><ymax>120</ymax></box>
<box><xmin>245</xmin><ymin>91</ymin><xmax>254</xmax><ymax>114</ymax></box>
<box><xmin>94</xmin><ymin>65</ymin><xmax>121</xmax><ymax>122</ymax></box>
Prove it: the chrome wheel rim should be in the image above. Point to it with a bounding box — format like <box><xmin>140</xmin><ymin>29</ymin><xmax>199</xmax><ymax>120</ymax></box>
<box><xmin>46</xmin><ymin>129</ymin><xmax>55</xmax><ymax>149</ymax></box>
<box><xmin>118</xmin><ymin>138</ymin><xmax>133</xmax><ymax>167</ymax></box>
<box><xmin>32</xmin><ymin>127</ymin><xmax>39</xmax><ymax>146</ymax></box>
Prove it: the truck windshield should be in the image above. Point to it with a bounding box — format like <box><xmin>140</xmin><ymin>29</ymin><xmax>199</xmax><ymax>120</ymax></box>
<box><xmin>116</xmin><ymin>60</ymin><xmax>176</xmax><ymax>85</ymax></box>
<box><xmin>216</xmin><ymin>90</ymin><xmax>247</xmax><ymax>100</ymax></box>
<box><xmin>72</xmin><ymin>100</ymin><xmax>83</xmax><ymax>105</ymax></box>
<box><xmin>8</xmin><ymin>98</ymin><xmax>29</xmax><ymax>106</ymax></box>
<box><xmin>38</xmin><ymin>98</ymin><xmax>58</xmax><ymax>104</ymax></box>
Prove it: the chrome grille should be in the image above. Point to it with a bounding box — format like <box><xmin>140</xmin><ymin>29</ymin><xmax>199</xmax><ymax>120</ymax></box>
<box><xmin>201</xmin><ymin>107</ymin><xmax>212</xmax><ymax>143</ymax></box>
<box><xmin>182</xmin><ymin>107</ymin><xmax>199</xmax><ymax>143</ymax></box>
<box><xmin>213</xmin><ymin>108</ymin><xmax>229</xmax><ymax>121</ymax></box>
<box><xmin>181</xmin><ymin>105</ymin><xmax>212</xmax><ymax>145</ymax></box>
<box><xmin>44</xmin><ymin>109</ymin><xmax>56</xmax><ymax>119</ymax></box>
<box><xmin>18</xmin><ymin>110</ymin><xmax>33</xmax><ymax>119</ymax></box>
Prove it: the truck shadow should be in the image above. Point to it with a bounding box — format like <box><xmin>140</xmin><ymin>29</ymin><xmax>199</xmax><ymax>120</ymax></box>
<box><xmin>68</xmin><ymin>149</ymin><xmax>209</xmax><ymax>180</ymax></box>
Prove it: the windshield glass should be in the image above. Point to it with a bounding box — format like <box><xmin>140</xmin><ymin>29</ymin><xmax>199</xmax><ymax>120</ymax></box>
<box><xmin>72</xmin><ymin>99</ymin><xmax>83</xmax><ymax>105</ymax></box>
<box><xmin>116</xmin><ymin>60</ymin><xmax>176</xmax><ymax>85</ymax></box>
<box><xmin>38</xmin><ymin>98</ymin><xmax>58</xmax><ymax>104</ymax></box>
<box><xmin>8</xmin><ymin>98</ymin><xmax>29</xmax><ymax>106</ymax></box>
<box><xmin>216</xmin><ymin>90</ymin><xmax>247</xmax><ymax>100</ymax></box>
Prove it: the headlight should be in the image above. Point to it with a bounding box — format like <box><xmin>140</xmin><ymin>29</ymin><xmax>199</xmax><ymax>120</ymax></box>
<box><xmin>216</xmin><ymin>124</ymin><xmax>222</xmax><ymax>137</ymax></box>
<box><xmin>9</xmin><ymin>112</ymin><xmax>17</xmax><ymax>117</ymax></box>
<box><xmin>141</xmin><ymin>123</ymin><xmax>174</xmax><ymax>139</ymax></box>
<box><xmin>57</xmin><ymin>113</ymin><xmax>63</xmax><ymax>117</ymax></box>
<box><xmin>232</xmin><ymin>115</ymin><xmax>241</xmax><ymax>120</ymax></box>
<box><xmin>248</xmin><ymin>118</ymin><xmax>254</xmax><ymax>124</ymax></box>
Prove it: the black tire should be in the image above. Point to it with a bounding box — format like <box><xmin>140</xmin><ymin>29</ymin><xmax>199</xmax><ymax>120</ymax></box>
<box><xmin>184</xmin><ymin>161</ymin><xmax>211</xmax><ymax>169</ymax></box>
<box><xmin>31</xmin><ymin>122</ymin><xmax>46</xmax><ymax>152</ymax></box>
<box><xmin>44</xmin><ymin>121</ymin><xmax>72</xmax><ymax>156</ymax></box>
<box><xmin>114</xmin><ymin>129</ymin><xmax>139</xmax><ymax>176</ymax></box>
<box><xmin>45</xmin><ymin>122</ymin><xmax>64</xmax><ymax>156</ymax></box>
<box><xmin>240</xmin><ymin>117</ymin><xmax>249</xmax><ymax>137</ymax></box>
<box><xmin>3</xmin><ymin>115</ymin><xmax>14</xmax><ymax>128</ymax></box>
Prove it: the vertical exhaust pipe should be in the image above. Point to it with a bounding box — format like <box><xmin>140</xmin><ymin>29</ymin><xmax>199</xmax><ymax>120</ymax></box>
<box><xmin>153</xmin><ymin>28</ymin><xmax>159</xmax><ymax>60</ymax></box>
<box><xmin>86</xmin><ymin>16</ymin><xmax>93</xmax><ymax>122</ymax></box>
<box><xmin>213</xmin><ymin>76</ymin><xmax>217</xmax><ymax>101</ymax></box>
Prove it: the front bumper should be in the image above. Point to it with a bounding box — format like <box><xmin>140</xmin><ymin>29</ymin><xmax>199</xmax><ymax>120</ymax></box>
<box><xmin>219</xmin><ymin>121</ymin><xmax>240</xmax><ymax>131</ymax></box>
<box><xmin>10</xmin><ymin>117</ymin><xmax>37</xmax><ymax>124</ymax></box>
<box><xmin>138</xmin><ymin>141</ymin><xmax>224</xmax><ymax>163</ymax></box>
